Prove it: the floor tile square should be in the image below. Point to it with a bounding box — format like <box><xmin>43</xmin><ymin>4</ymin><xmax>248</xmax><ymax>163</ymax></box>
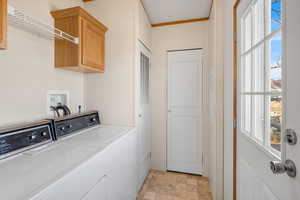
<box><xmin>137</xmin><ymin>170</ymin><xmax>212</xmax><ymax>200</ymax></box>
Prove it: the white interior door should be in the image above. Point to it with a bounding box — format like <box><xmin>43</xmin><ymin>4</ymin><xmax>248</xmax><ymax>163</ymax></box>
<box><xmin>167</xmin><ymin>49</ymin><xmax>203</xmax><ymax>175</ymax></box>
<box><xmin>137</xmin><ymin>41</ymin><xmax>151</xmax><ymax>189</ymax></box>
<box><xmin>237</xmin><ymin>0</ymin><xmax>300</xmax><ymax>199</ymax></box>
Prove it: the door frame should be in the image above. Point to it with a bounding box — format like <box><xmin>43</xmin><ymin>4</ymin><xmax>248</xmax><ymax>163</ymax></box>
<box><xmin>135</xmin><ymin>39</ymin><xmax>151</xmax><ymax>126</ymax></box>
<box><xmin>135</xmin><ymin>39</ymin><xmax>151</xmax><ymax>191</ymax></box>
<box><xmin>166</xmin><ymin>48</ymin><xmax>205</xmax><ymax>175</ymax></box>
<box><xmin>233</xmin><ymin>1</ymin><xmax>240</xmax><ymax>200</ymax></box>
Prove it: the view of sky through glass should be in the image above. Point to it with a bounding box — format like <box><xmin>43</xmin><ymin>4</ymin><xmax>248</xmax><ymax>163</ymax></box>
<box><xmin>271</xmin><ymin>0</ymin><xmax>281</xmax><ymax>81</ymax></box>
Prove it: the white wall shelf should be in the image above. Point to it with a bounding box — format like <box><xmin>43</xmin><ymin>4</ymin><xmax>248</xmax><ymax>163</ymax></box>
<box><xmin>7</xmin><ymin>4</ymin><xmax>79</xmax><ymax>44</ymax></box>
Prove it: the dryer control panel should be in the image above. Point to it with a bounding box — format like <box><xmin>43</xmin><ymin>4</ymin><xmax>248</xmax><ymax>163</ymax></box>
<box><xmin>0</xmin><ymin>121</ymin><xmax>53</xmax><ymax>159</ymax></box>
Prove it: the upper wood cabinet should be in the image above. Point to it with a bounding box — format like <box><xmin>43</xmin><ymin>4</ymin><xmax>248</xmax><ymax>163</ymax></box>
<box><xmin>51</xmin><ymin>7</ymin><xmax>108</xmax><ymax>73</ymax></box>
<box><xmin>0</xmin><ymin>0</ymin><xmax>7</xmax><ymax>49</ymax></box>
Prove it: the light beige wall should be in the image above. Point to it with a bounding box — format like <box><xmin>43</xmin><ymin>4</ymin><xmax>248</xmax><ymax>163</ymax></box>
<box><xmin>83</xmin><ymin>0</ymin><xmax>137</xmax><ymax>126</ymax></box>
<box><xmin>150</xmin><ymin>22</ymin><xmax>209</xmax><ymax>171</ymax></box>
<box><xmin>207</xmin><ymin>0</ymin><xmax>225</xmax><ymax>199</ymax></box>
<box><xmin>0</xmin><ymin>0</ymin><xmax>84</xmax><ymax>125</ymax></box>
<box><xmin>223</xmin><ymin>0</ymin><xmax>236</xmax><ymax>200</ymax></box>
<box><xmin>137</xmin><ymin>2</ymin><xmax>152</xmax><ymax>49</ymax></box>
<box><xmin>208</xmin><ymin>4</ymin><xmax>217</xmax><ymax>198</ymax></box>
<box><xmin>0</xmin><ymin>0</ymin><xmax>152</xmax><ymax>127</ymax></box>
<box><xmin>83</xmin><ymin>0</ymin><xmax>151</xmax><ymax>126</ymax></box>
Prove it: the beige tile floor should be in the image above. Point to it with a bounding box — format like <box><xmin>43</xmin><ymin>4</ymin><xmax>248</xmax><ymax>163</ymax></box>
<box><xmin>137</xmin><ymin>170</ymin><xmax>213</xmax><ymax>200</ymax></box>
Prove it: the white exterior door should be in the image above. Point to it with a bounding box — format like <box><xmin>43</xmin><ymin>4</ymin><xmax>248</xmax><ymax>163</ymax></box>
<box><xmin>137</xmin><ymin>42</ymin><xmax>151</xmax><ymax>189</ymax></box>
<box><xmin>167</xmin><ymin>49</ymin><xmax>203</xmax><ymax>175</ymax></box>
<box><xmin>237</xmin><ymin>0</ymin><xmax>300</xmax><ymax>199</ymax></box>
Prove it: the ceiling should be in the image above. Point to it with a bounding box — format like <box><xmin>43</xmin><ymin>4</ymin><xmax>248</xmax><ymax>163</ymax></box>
<box><xmin>141</xmin><ymin>0</ymin><xmax>213</xmax><ymax>25</ymax></box>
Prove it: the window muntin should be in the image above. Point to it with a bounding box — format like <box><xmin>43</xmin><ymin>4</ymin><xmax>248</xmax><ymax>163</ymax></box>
<box><xmin>240</xmin><ymin>0</ymin><xmax>282</xmax><ymax>156</ymax></box>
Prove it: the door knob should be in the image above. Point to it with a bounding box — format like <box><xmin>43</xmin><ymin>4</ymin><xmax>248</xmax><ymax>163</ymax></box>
<box><xmin>270</xmin><ymin>159</ymin><xmax>297</xmax><ymax>178</ymax></box>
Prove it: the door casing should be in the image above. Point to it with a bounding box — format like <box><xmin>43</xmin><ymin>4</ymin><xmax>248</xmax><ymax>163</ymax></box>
<box><xmin>233</xmin><ymin>1</ymin><xmax>241</xmax><ymax>199</ymax></box>
<box><xmin>135</xmin><ymin>40</ymin><xmax>151</xmax><ymax>191</ymax></box>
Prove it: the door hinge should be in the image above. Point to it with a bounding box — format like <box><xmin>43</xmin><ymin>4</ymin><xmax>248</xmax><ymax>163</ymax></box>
<box><xmin>233</xmin><ymin>119</ymin><xmax>237</xmax><ymax>129</ymax></box>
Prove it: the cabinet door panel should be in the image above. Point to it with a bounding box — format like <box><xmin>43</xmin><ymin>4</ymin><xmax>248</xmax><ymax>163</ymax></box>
<box><xmin>31</xmin><ymin>152</ymin><xmax>108</xmax><ymax>200</ymax></box>
<box><xmin>54</xmin><ymin>16</ymin><xmax>79</xmax><ymax>67</ymax></box>
<box><xmin>106</xmin><ymin>130</ymin><xmax>138</xmax><ymax>200</ymax></box>
<box><xmin>81</xmin><ymin>19</ymin><xmax>105</xmax><ymax>71</ymax></box>
<box><xmin>0</xmin><ymin>0</ymin><xmax>7</xmax><ymax>49</ymax></box>
<box><xmin>82</xmin><ymin>175</ymin><xmax>109</xmax><ymax>200</ymax></box>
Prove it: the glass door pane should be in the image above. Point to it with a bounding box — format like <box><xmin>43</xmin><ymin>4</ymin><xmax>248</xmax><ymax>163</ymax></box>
<box><xmin>253</xmin><ymin>0</ymin><xmax>265</xmax><ymax>44</ymax></box>
<box><xmin>241</xmin><ymin>53</ymin><xmax>252</xmax><ymax>92</ymax></box>
<box><xmin>266</xmin><ymin>32</ymin><xmax>282</xmax><ymax>92</ymax></box>
<box><xmin>253</xmin><ymin>95</ymin><xmax>265</xmax><ymax>143</ymax></box>
<box><xmin>241</xmin><ymin>95</ymin><xmax>252</xmax><ymax>134</ymax></box>
<box><xmin>268</xmin><ymin>95</ymin><xmax>282</xmax><ymax>152</ymax></box>
<box><xmin>253</xmin><ymin>44</ymin><xmax>265</xmax><ymax>92</ymax></box>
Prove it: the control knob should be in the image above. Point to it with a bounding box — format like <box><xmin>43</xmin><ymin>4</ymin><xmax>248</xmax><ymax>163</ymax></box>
<box><xmin>41</xmin><ymin>132</ymin><xmax>47</xmax><ymax>137</ymax></box>
<box><xmin>90</xmin><ymin>117</ymin><xmax>97</xmax><ymax>122</ymax></box>
<box><xmin>29</xmin><ymin>134</ymin><xmax>37</xmax><ymax>141</ymax></box>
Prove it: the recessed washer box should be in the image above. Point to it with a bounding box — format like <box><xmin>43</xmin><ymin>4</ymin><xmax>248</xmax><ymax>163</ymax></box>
<box><xmin>47</xmin><ymin>90</ymin><xmax>70</xmax><ymax>117</ymax></box>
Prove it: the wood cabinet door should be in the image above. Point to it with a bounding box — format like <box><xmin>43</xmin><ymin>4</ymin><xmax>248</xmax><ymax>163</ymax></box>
<box><xmin>0</xmin><ymin>0</ymin><xmax>7</xmax><ymax>49</ymax></box>
<box><xmin>81</xmin><ymin>19</ymin><xmax>105</xmax><ymax>72</ymax></box>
